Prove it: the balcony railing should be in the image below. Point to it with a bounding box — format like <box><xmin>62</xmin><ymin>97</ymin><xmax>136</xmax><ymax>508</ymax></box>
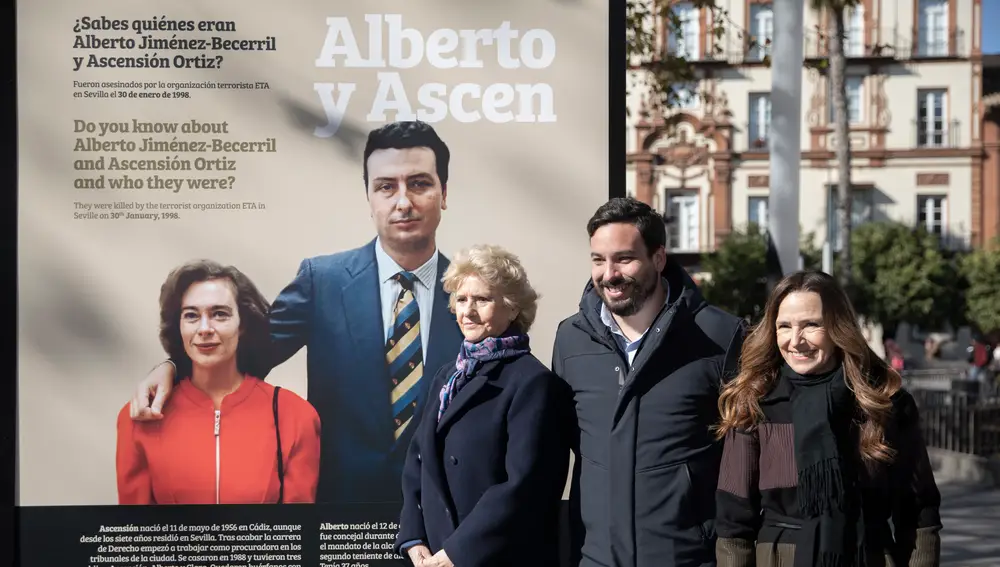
<box><xmin>906</xmin><ymin>27</ymin><xmax>967</xmax><ymax>59</ymax></box>
<box><xmin>912</xmin><ymin>118</ymin><xmax>961</xmax><ymax>149</ymax></box>
<box><xmin>747</xmin><ymin>136</ymin><xmax>770</xmax><ymax>152</ymax></box>
<box><xmin>740</xmin><ymin>123</ymin><xmax>770</xmax><ymax>152</ymax></box>
<box><xmin>662</xmin><ymin>26</ymin><xmax>968</xmax><ymax>71</ymax></box>
<box><xmin>743</xmin><ymin>37</ymin><xmax>772</xmax><ymax>63</ymax></box>
<box><xmin>667</xmin><ymin>29</ymin><xmax>776</xmax><ymax>66</ymax></box>
<box><xmin>801</xmin><ymin>27</ymin><xmax>967</xmax><ymax>62</ymax></box>
<box><xmin>804</xmin><ymin>27</ymin><xmax>903</xmax><ymax>61</ymax></box>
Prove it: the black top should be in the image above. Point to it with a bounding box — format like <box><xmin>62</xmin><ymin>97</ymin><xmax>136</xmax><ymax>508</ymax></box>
<box><xmin>715</xmin><ymin>376</ymin><xmax>943</xmax><ymax>567</ymax></box>
<box><xmin>553</xmin><ymin>259</ymin><xmax>747</xmax><ymax>567</ymax></box>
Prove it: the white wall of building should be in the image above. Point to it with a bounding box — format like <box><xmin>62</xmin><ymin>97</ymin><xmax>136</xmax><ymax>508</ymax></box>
<box><xmin>625</xmin><ymin>0</ymin><xmax>979</xmax><ymax>253</ymax></box>
<box><xmin>732</xmin><ymin>158</ymin><xmax>974</xmax><ymax>247</ymax></box>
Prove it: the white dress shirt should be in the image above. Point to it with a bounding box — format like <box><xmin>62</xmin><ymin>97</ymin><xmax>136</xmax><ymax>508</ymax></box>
<box><xmin>374</xmin><ymin>237</ymin><xmax>438</xmax><ymax>358</ymax></box>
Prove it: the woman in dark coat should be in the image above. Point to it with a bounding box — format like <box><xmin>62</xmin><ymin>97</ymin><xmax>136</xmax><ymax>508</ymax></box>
<box><xmin>714</xmin><ymin>270</ymin><xmax>942</xmax><ymax>567</ymax></box>
<box><xmin>393</xmin><ymin>244</ymin><xmax>573</xmax><ymax>567</ymax></box>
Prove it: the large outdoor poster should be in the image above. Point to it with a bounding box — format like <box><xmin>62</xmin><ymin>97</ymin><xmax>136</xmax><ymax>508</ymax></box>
<box><xmin>16</xmin><ymin>1</ymin><xmax>609</xmax><ymax>566</ymax></box>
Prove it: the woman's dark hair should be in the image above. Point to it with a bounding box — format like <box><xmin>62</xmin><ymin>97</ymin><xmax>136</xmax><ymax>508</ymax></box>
<box><xmin>715</xmin><ymin>270</ymin><xmax>902</xmax><ymax>465</ymax></box>
<box><xmin>158</xmin><ymin>260</ymin><xmax>271</xmax><ymax>379</ymax></box>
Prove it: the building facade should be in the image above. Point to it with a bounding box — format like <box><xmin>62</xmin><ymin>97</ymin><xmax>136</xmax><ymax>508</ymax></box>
<box><xmin>625</xmin><ymin>0</ymin><xmax>996</xmax><ymax>265</ymax></box>
<box><xmin>983</xmin><ymin>54</ymin><xmax>1000</xmax><ymax>243</ymax></box>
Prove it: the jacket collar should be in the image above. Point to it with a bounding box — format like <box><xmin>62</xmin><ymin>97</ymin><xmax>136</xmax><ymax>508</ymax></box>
<box><xmin>575</xmin><ymin>257</ymin><xmax>707</xmax><ymax>341</ymax></box>
<box><xmin>373</xmin><ymin>236</ymin><xmax>439</xmax><ymax>291</ymax></box>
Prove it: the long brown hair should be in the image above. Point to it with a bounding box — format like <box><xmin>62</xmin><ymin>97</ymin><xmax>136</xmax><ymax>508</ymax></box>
<box><xmin>715</xmin><ymin>270</ymin><xmax>902</xmax><ymax>465</ymax></box>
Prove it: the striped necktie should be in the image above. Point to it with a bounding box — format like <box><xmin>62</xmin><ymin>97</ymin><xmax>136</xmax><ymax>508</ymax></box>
<box><xmin>385</xmin><ymin>271</ymin><xmax>423</xmax><ymax>443</ymax></box>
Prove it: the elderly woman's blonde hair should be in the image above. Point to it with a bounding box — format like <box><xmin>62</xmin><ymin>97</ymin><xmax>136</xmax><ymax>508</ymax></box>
<box><xmin>441</xmin><ymin>244</ymin><xmax>539</xmax><ymax>334</ymax></box>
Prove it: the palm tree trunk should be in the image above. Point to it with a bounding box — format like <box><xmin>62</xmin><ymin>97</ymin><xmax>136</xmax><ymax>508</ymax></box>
<box><xmin>830</xmin><ymin>8</ymin><xmax>853</xmax><ymax>287</ymax></box>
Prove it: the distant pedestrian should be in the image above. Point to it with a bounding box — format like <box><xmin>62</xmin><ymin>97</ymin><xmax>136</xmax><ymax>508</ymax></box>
<box><xmin>885</xmin><ymin>339</ymin><xmax>905</xmax><ymax>372</ymax></box>
<box><xmin>968</xmin><ymin>335</ymin><xmax>992</xmax><ymax>382</ymax></box>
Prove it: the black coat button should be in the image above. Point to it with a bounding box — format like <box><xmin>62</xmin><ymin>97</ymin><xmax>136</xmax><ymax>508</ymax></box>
<box><xmin>449</xmin><ymin>456</ymin><xmax>458</xmax><ymax>465</ymax></box>
<box><xmin>416</xmin><ymin>453</ymin><xmax>422</xmax><ymax>462</ymax></box>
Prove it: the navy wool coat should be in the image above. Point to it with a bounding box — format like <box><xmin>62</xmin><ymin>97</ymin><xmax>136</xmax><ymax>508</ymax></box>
<box><xmin>393</xmin><ymin>352</ymin><xmax>574</xmax><ymax>567</ymax></box>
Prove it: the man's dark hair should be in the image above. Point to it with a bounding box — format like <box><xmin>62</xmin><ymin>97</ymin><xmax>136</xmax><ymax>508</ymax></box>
<box><xmin>362</xmin><ymin>120</ymin><xmax>451</xmax><ymax>190</ymax></box>
<box><xmin>158</xmin><ymin>259</ymin><xmax>271</xmax><ymax>380</ymax></box>
<box><xmin>586</xmin><ymin>197</ymin><xmax>667</xmax><ymax>255</ymax></box>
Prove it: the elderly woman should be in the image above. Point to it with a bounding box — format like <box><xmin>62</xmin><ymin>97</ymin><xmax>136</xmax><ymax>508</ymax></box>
<box><xmin>393</xmin><ymin>244</ymin><xmax>572</xmax><ymax>567</ymax></box>
<box><xmin>714</xmin><ymin>270</ymin><xmax>942</xmax><ymax>567</ymax></box>
<box><xmin>116</xmin><ymin>260</ymin><xmax>321</xmax><ymax>504</ymax></box>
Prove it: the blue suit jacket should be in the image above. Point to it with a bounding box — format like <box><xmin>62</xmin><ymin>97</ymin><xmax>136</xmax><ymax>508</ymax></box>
<box><xmin>265</xmin><ymin>238</ymin><xmax>465</xmax><ymax>504</ymax></box>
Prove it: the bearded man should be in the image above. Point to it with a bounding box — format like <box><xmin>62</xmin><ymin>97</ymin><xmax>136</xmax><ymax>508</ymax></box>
<box><xmin>551</xmin><ymin>197</ymin><xmax>747</xmax><ymax>567</ymax></box>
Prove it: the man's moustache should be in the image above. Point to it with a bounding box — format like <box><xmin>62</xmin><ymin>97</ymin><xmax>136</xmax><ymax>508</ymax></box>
<box><xmin>602</xmin><ymin>278</ymin><xmax>633</xmax><ymax>288</ymax></box>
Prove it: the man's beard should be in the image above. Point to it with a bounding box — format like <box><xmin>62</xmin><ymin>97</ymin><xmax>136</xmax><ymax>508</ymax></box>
<box><xmin>598</xmin><ymin>271</ymin><xmax>658</xmax><ymax>317</ymax></box>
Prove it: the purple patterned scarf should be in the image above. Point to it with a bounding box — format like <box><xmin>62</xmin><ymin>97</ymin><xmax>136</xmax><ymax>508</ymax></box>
<box><xmin>437</xmin><ymin>332</ymin><xmax>530</xmax><ymax>422</ymax></box>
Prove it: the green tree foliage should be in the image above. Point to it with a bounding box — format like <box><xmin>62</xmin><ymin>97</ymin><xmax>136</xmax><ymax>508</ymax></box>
<box><xmin>700</xmin><ymin>224</ymin><xmax>827</xmax><ymax>321</ymax></box>
<box><xmin>626</xmin><ymin>0</ymin><xmax>745</xmax><ymax>114</ymax></box>
<box><xmin>960</xmin><ymin>239</ymin><xmax>1000</xmax><ymax>335</ymax></box>
<box><xmin>701</xmin><ymin>225</ymin><xmax>770</xmax><ymax>321</ymax></box>
<box><xmin>848</xmin><ymin>221</ymin><xmax>961</xmax><ymax>337</ymax></box>
<box><xmin>939</xmin><ymin>246</ymin><xmax>970</xmax><ymax>331</ymax></box>
<box><xmin>800</xmin><ymin>228</ymin><xmax>824</xmax><ymax>271</ymax></box>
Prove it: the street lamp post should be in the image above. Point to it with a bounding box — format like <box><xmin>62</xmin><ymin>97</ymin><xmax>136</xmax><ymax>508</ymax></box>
<box><xmin>768</xmin><ymin>0</ymin><xmax>805</xmax><ymax>276</ymax></box>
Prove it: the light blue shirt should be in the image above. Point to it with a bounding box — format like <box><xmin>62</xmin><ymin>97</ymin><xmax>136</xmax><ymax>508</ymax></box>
<box><xmin>599</xmin><ymin>279</ymin><xmax>671</xmax><ymax>367</ymax></box>
<box><xmin>374</xmin><ymin>237</ymin><xmax>438</xmax><ymax>358</ymax></box>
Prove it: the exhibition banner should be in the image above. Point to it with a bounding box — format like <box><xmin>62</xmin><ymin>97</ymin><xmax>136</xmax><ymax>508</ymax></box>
<box><xmin>16</xmin><ymin>1</ymin><xmax>610</xmax><ymax>566</ymax></box>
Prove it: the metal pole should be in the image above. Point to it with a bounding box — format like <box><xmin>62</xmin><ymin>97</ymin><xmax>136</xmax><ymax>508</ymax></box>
<box><xmin>768</xmin><ymin>0</ymin><xmax>805</xmax><ymax>276</ymax></box>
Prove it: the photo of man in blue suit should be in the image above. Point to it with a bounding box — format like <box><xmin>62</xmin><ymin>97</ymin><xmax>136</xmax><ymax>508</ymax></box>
<box><xmin>128</xmin><ymin>121</ymin><xmax>465</xmax><ymax>504</ymax></box>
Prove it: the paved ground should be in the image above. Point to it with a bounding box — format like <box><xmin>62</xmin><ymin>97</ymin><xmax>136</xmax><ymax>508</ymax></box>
<box><xmin>938</xmin><ymin>481</ymin><xmax>1000</xmax><ymax>566</ymax></box>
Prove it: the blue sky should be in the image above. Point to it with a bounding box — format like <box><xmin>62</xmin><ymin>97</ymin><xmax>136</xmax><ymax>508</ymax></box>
<box><xmin>985</xmin><ymin>0</ymin><xmax>1000</xmax><ymax>53</ymax></box>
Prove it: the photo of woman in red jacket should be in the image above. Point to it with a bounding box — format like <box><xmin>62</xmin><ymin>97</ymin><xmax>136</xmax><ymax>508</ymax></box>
<box><xmin>116</xmin><ymin>259</ymin><xmax>321</xmax><ymax>504</ymax></box>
